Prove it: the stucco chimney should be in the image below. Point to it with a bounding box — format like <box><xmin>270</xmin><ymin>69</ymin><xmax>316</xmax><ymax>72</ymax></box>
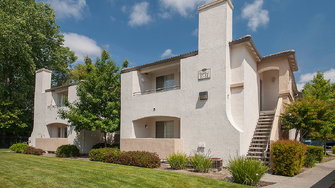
<box><xmin>198</xmin><ymin>0</ymin><xmax>233</xmax><ymax>53</ymax></box>
<box><xmin>35</xmin><ymin>68</ymin><xmax>52</xmax><ymax>94</ymax></box>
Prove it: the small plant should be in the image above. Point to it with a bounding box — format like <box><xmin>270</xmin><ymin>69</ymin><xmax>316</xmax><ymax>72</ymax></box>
<box><xmin>118</xmin><ymin>151</ymin><xmax>161</xmax><ymax>168</ymax></box>
<box><xmin>167</xmin><ymin>153</ymin><xmax>189</xmax><ymax>170</ymax></box>
<box><xmin>190</xmin><ymin>154</ymin><xmax>212</xmax><ymax>173</ymax></box>
<box><xmin>56</xmin><ymin>145</ymin><xmax>80</xmax><ymax>158</ymax></box>
<box><xmin>89</xmin><ymin>148</ymin><xmax>120</xmax><ymax>162</ymax></box>
<box><xmin>9</xmin><ymin>143</ymin><xmax>28</xmax><ymax>153</ymax></box>
<box><xmin>228</xmin><ymin>157</ymin><xmax>268</xmax><ymax>186</ymax></box>
<box><xmin>23</xmin><ymin>146</ymin><xmax>44</xmax><ymax>155</ymax></box>
<box><xmin>271</xmin><ymin>140</ymin><xmax>307</xmax><ymax>176</ymax></box>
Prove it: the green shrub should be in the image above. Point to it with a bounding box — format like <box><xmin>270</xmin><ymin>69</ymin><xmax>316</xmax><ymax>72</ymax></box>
<box><xmin>56</xmin><ymin>145</ymin><xmax>80</xmax><ymax>158</ymax></box>
<box><xmin>89</xmin><ymin>148</ymin><xmax>120</xmax><ymax>162</ymax></box>
<box><xmin>304</xmin><ymin>154</ymin><xmax>317</xmax><ymax>168</ymax></box>
<box><xmin>271</xmin><ymin>140</ymin><xmax>307</xmax><ymax>176</ymax></box>
<box><xmin>23</xmin><ymin>146</ymin><xmax>44</xmax><ymax>155</ymax></box>
<box><xmin>92</xmin><ymin>143</ymin><xmax>120</xmax><ymax>149</ymax></box>
<box><xmin>9</xmin><ymin>143</ymin><xmax>28</xmax><ymax>153</ymax></box>
<box><xmin>228</xmin><ymin>157</ymin><xmax>268</xmax><ymax>186</ymax></box>
<box><xmin>332</xmin><ymin>146</ymin><xmax>335</xmax><ymax>154</ymax></box>
<box><xmin>306</xmin><ymin>146</ymin><xmax>323</xmax><ymax>162</ymax></box>
<box><xmin>117</xmin><ymin>151</ymin><xmax>161</xmax><ymax>168</ymax></box>
<box><xmin>104</xmin><ymin>149</ymin><xmax>123</xmax><ymax>163</ymax></box>
<box><xmin>190</xmin><ymin>154</ymin><xmax>212</xmax><ymax>173</ymax></box>
<box><xmin>167</xmin><ymin>153</ymin><xmax>189</xmax><ymax>170</ymax></box>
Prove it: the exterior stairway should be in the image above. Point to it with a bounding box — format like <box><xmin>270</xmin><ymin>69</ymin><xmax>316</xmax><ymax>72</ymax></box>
<box><xmin>247</xmin><ymin>111</ymin><xmax>275</xmax><ymax>165</ymax></box>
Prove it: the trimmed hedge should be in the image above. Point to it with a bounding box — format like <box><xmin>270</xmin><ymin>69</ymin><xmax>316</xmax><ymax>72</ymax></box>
<box><xmin>167</xmin><ymin>153</ymin><xmax>189</xmax><ymax>170</ymax></box>
<box><xmin>89</xmin><ymin>148</ymin><xmax>119</xmax><ymax>162</ymax></box>
<box><xmin>91</xmin><ymin>143</ymin><xmax>120</xmax><ymax>149</ymax></box>
<box><xmin>56</xmin><ymin>145</ymin><xmax>80</xmax><ymax>158</ymax></box>
<box><xmin>89</xmin><ymin>149</ymin><xmax>160</xmax><ymax>168</ymax></box>
<box><xmin>228</xmin><ymin>157</ymin><xmax>268</xmax><ymax>186</ymax></box>
<box><xmin>9</xmin><ymin>143</ymin><xmax>28</xmax><ymax>153</ymax></box>
<box><xmin>307</xmin><ymin>146</ymin><xmax>323</xmax><ymax>162</ymax></box>
<box><xmin>271</xmin><ymin>140</ymin><xmax>307</xmax><ymax>176</ymax></box>
<box><xmin>118</xmin><ymin>151</ymin><xmax>161</xmax><ymax>168</ymax></box>
<box><xmin>23</xmin><ymin>146</ymin><xmax>44</xmax><ymax>155</ymax></box>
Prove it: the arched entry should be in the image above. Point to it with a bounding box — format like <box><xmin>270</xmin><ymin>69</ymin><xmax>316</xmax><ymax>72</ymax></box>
<box><xmin>260</xmin><ymin>70</ymin><xmax>279</xmax><ymax>111</ymax></box>
<box><xmin>47</xmin><ymin>123</ymin><xmax>68</xmax><ymax>138</ymax></box>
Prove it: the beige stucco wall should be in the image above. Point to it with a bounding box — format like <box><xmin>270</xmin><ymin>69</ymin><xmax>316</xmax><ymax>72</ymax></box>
<box><xmin>121</xmin><ymin>138</ymin><xmax>183</xmax><ymax>159</ymax></box>
<box><xmin>30</xmin><ymin>70</ymin><xmax>105</xmax><ymax>153</ymax></box>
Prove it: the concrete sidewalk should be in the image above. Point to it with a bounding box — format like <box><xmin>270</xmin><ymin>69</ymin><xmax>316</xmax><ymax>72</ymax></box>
<box><xmin>262</xmin><ymin>159</ymin><xmax>335</xmax><ymax>188</ymax></box>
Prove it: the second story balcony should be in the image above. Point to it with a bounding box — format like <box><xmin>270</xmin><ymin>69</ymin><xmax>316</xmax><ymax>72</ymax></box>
<box><xmin>132</xmin><ymin>61</ymin><xmax>181</xmax><ymax>96</ymax></box>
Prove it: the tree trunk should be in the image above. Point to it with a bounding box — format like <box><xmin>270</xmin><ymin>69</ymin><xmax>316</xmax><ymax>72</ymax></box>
<box><xmin>104</xmin><ymin>132</ymin><xmax>107</xmax><ymax>148</ymax></box>
<box><xmin>323</xmin><ymin>139</ymin><xmax>327</xmax><ymax>156</ymax></box>
<box><xmin>295</xmin><ymin>129</ymin><xmax>300</xmax><ymax>141</ymax></box>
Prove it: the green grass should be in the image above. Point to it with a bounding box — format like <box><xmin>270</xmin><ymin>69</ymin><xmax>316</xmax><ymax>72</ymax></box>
<box><xmin>0</xmin><ymin>153</ymin><xmax>248</xmax><ymax>188</ymax></box>
<box><xmin>0</xmin><ymin>148</ymin><xmax>10</xmax><ymax>152</ymax></box>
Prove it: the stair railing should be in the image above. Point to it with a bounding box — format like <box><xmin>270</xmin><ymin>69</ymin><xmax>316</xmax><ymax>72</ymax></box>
<box><xmin>263</xmin><ymin>97</ymin><xmax>284</xmax><ymax>161</ymax></box>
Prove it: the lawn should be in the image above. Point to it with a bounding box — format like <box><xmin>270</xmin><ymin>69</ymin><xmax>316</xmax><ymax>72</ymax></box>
<box><xmin>0</xmin><ymin>153</ymin><xmax>248</xmax><ymax>188</ymax></box>
<box><xmin>0</xmin><ymin>148</ymin><xmax>10</xmax><ymax>152</ymax></box>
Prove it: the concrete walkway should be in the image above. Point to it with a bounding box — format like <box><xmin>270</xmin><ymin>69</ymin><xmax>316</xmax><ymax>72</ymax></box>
<box><xmin>262</xmin><ymin>159</ymin><xmax>335</xmax><ymax>188</ymax></box>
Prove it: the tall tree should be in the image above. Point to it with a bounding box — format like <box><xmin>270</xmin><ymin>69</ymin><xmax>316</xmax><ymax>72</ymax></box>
<box><xmin>0</xmin><ymin>0</ymin><xmax>76</xmax><ymax>138</ymax></box>
<box><xmin>302</xmin><ymin>72</ymin><xmax>334</xmax><ymax>102</ymax></box>
<box><xmin>60</xmin><ymin>50</ymin><xmax>128</xmax><ymax>146</ymax></box>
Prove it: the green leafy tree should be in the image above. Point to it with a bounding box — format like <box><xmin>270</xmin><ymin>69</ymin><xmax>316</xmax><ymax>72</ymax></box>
<box><xmin>303</xmin><ymin>72</ymin><xmax>334</xmax><ymax>102</ymax></box>
<box><xmin>0</xmin><ymin>0</ymin><xmax>76</xmax><ymax>138</ymax></box>
<box><xmin>60</xmin><ymin>50</ymin><xmax>128</xmax><ymax>146</ymax></box>
<box><xmin>281</xmin><ymin>98</ymin><xmax>319</xmax><ymax>141</ymax></box>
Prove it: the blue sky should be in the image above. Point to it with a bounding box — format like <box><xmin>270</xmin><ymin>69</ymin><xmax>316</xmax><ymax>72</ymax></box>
<box><xmin>42</xmin><ymin>0</ymin><xmax>335</xmax><ymax>89</ymax></box>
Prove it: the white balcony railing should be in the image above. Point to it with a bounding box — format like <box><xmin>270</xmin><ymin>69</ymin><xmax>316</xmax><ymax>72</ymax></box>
<box><xmin>133</xmin><ymin>85</ymin><xmax>180</xmax><ymax>96</ymax></box>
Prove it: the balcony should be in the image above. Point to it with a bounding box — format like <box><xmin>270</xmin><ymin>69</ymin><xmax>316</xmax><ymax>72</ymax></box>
<box><xmin>132</xmin><ymin>62</ymin><xmax>181</xmax><ymax>96</ymax></box>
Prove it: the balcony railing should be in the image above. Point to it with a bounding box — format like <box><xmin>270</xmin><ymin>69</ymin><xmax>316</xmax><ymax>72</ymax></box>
<box><xmin>133</xmin><ymin>85</ymin><xmax>180</xmax><ymax>96</ymax></box>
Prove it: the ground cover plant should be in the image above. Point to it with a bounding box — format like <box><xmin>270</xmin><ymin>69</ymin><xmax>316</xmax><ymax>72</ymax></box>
<box><xmin>0</xmin><ymin>152</ymin><xmax>247</xmax><ymax>188</ymax></box>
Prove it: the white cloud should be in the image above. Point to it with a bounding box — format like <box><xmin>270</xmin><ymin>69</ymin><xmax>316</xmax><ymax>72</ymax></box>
<box><xmin>241</xmin><ymin>0</ymin><xmax>269</xmax><ymax>32</ymax></box>
<box><xmin>297</xmin><ymin>69</ymin><xmax>335</xmax><ymax>90</ymax></box>
<box><xmin>128</xmin><ymin>2</ymin><xmax>152</xmax><ymax>27</ymax></box>
<box><xmin>161</xmin><ymin>49</ymin><xmax>174</xmax><ymax>58</ymax></box>
<box><xmin>63</xmin><ymin>33</ymin><xmax>102</xmax><ymax>61</ymax></box>
<box><xmin>46</xmin><ymin>0</ymin><xmax>87</xmax><ymax>20</ymax></box>
<box><xmin>159</xmin><ymin>0</ymin><xmax>212</xmax><ymax>17</ymax></box>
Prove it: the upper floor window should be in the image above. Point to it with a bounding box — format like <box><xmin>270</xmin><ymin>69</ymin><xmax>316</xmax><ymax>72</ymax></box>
<box><xmin>56</xmin><ymin>91</ymin><xmax>68</xmax><ymax>107</ymax></box>
<box><xmin>156</xmin><ymin>74</ymin><xmax>175</xmax><ymax>92</ymax></box>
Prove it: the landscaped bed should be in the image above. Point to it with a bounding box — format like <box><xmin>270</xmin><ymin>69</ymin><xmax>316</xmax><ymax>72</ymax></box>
<box><xmin>0</xmin><ymin>152</ymin><xmax>247</xmax><ymax>188</ymax></box>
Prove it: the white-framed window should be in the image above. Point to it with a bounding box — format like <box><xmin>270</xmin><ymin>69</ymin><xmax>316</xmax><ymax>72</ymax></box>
<box><xmin>156</xmin><ymin>121</ymin><xmax>174</xmax><ymax>138</ymax></box>
<box><xmin>56</xmin><ymin>127</ymin><xmax>67</xmax><ymax>138</ymax></box>
<box><xmin>156</xmin><ymin>74</ymin><xmax>175</xmax><ymax>91</ymax></box>
<box><xmin>56</xmin><ymin>91</ymin><xmax>68</xmax><ymax>107</ymax></box>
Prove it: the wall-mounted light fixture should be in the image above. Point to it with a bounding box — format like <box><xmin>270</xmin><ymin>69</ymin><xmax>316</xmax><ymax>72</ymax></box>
<box><xmin>145</xmin><ymin>124</ymin><xmax>148</xmax><ymax>129</ymax></box>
